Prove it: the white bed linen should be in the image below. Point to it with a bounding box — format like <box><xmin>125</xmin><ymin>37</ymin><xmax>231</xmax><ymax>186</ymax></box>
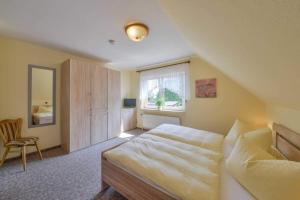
<box><xmin>223</xmin><ymin>139</ymin><xmax>234</xmax><ymax>159</ymax></box>
<box><xmin>32</xmin><ymin>112</ymin><xmax>53</xmax><ymax>124</ymax></box>
<box><xmin>105</xmin><ymin>124</ymin><xmax>254</xmax><ymax>200</ymax></box>
<box><xmin>147</xmin><ymin>124</ymin><xmax>224</xmax><ymax>152</ymax></box>
<box><xmin>220</xmin><ymin>141</ymin><xmax>255</xmax><ymax>200</ymax></box>
<box><xmin>105</xmin><ymin>157</ymin><xmax>255</xmax><ymax>200</ymax></box>
<box><xmin>105</xmin><ymin>133</ymin><xmax>222</xmax><ymax>200</ymax></box>
<box><xmin>220</xmin><ymin>161</ymin><xmax>255</xmax><ymax>200</ymax></box>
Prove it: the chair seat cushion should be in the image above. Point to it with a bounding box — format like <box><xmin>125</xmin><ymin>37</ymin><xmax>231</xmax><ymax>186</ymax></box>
<box><xmin>18</xmin><ymin>136</ymin><xmax>39</xmax><ymax>142</ymax></box>
<box><xmin>6</xmin><ymin>140</ymin><xmax>28</xmax><ymax>146</ymax></box>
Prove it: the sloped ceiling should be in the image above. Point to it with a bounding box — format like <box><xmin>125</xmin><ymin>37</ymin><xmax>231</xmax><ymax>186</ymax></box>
<box><xmin>159</xmin><ymin>0</ymin><xmax>300</xmax><ymax>110</ymax></box>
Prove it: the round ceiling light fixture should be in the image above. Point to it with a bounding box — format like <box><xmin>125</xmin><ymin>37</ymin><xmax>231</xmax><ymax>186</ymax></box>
<box><xmin>125</xmin><ymin>22</ymin><xmax>149</xmax><ymax>42</ymax></box>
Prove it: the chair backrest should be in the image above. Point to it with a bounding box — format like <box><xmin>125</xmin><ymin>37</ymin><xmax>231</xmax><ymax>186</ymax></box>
<box><xmin>0</xmin><ymin>118</ymin><xmax>23</xmax><ymax>144</ymax></box>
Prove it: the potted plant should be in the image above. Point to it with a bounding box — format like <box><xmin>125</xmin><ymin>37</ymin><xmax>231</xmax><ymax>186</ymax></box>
<box><xmin>155</xmin><ymin>96</ymin><xmax>165</xmax><ymax>111</ymax></box>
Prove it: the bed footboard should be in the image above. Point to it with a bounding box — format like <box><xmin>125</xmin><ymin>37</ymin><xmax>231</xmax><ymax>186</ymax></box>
<box><xmin>101</xmin><ymin>154</ymin><xmax>177</xmax><ymax>200</ymax></box>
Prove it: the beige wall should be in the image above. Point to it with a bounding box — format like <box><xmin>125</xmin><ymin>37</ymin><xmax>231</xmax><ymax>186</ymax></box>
<box><xmin>0</xmin><ymin>36</ymin><xmax>104</xmax><ymax>157</ymax></box>
<box><xmin>1</xmin><ymin>35</ymin><xmax>283</xmax><ymax>157</ymax></box>
<box><xmin>121</xmin><ymin>70</ymin><xmax>139</xmax><ymax>100</ymax></box>
<box><xmin>122</xmin><ymin>56</ymin><xmax>267</xmax><ymax>134</ymax></box>
<box><xmin>266</xmin><ymin>105</ymin><xmax>300</xmax><ymax>134</ymax></box>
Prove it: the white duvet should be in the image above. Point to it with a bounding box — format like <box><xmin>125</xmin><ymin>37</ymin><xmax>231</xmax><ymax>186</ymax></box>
<box><xmin>32</xmin><ymin>112</ymin><xmax>53</xmax><ymax>124</ymax></box>
<box><xmin>147</xmin><ymin>124</ymin><xmax>224</xmax><ymax>152</ymax></box>
<box><xmin>104</xmin><ymin>124</ymin><xmax>224</xmax><ymax>200</ymax></box>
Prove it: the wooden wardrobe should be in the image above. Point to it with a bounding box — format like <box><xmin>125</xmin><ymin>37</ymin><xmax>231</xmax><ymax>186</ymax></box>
<box><xmin>61</xmin><ymin>59</ymin><xmax>121</xmax><ymax>153</ymax></box>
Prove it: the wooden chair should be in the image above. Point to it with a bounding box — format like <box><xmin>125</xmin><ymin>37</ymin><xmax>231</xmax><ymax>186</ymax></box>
<box><xmin>0</xmin><ymin>118</ymin><xmax>43</xmax><ymax>171</ymax></box>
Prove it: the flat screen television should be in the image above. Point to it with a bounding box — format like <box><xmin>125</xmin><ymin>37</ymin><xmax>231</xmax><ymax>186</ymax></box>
<box><xmin>124</xmin><ymin>98</ymin><xmax>136</xmax><ymax>108</ymax></box>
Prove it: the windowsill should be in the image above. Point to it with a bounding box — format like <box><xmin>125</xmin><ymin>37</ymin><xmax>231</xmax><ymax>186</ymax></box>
<box><xmin>141</xmin><ymin>108</ymin><xmax>185</xmax><ymax>113</ymax></box>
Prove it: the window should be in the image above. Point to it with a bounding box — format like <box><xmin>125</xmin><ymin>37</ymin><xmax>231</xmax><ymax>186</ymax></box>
<box><xmin>139</xmin><ymin>63</ymin><xmax>189</xmax><ymax>112</ymax></box>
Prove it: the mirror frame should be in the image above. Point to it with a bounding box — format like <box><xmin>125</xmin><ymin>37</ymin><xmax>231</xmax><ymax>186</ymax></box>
<box><xmin>28</xmin><ymin>65</ymin><xmax>56</xmax><ymax>128</ymax></box>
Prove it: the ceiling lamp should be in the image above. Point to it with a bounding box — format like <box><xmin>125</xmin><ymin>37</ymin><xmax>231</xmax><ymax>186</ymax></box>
<box><xmin>125</xmin><ymin>23</ymin><xmax>149</xmax><ymax>42</ymax></box>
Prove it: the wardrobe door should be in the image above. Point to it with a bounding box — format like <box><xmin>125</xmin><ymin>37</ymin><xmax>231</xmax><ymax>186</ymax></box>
<box><xmin>61</xmin><ymin>60</ymin><xmax>70</xmax><ymax>152</ymax></box>
<box><xmin>69</xmin><ymin>60</ymin><xmax>91</xmax><ymax>151</ymax></box>
<box><xmin>91</xmin><ymin>65</ymin><xmax>108</xmax><ymax>144</ymax></box>
<box><xmin>108</xmin><ymin>69</ymin><xmax>121</xmax><ymax>139</ymax></box>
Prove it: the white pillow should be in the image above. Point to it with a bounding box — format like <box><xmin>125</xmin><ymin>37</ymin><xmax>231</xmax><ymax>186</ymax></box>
<box><xmin>226</xmin><ymin>137</ymin><xmax>300</xmax><ymax>200</ymax></box>
<box><xmin>225</xmin><ymin>119</ymin><xmax>252</xmax><ymax>145</ymax></box>
<box><xmin>243</xmin><ymin>127</ymin><xmax>273</xmax><ymax>151</ymax></box>
<box><xmin>223</xmin><ymin>139</ymin><xmax>234</xmax><ymax>159</ymax></box>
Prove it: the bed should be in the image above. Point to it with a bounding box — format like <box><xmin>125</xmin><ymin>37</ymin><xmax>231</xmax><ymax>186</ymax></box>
<box><xmin>32</xmin><ymin>105</ymin><xmax>53</xmax><ymax>125</ymax></box>
<box><xmin>101</xmin><ymin>123</ymin><xmax>300</xmax><ymax>200</ymax></box>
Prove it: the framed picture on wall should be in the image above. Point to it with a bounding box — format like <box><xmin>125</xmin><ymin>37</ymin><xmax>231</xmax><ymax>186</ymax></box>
<box><xmin>195</xmin><ymin>78</ymin><xmax>217</xmax><ymax>98</ymax></box>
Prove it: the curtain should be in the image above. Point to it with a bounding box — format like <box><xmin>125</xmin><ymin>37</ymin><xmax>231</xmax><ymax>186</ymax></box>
<box><xmin>139</xmin><ymin>63</ymin><xmax>190</xmax><ymax>111</ymax></box>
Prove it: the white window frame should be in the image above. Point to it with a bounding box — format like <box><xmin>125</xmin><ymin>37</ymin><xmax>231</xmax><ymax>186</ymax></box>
<box><xmin>139</xmin><ymin>63</ymin><xmax>190</xmax><ymax>112</ymax></box>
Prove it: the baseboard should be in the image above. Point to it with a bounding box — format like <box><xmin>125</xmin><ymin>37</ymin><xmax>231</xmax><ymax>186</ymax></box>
<box><xmin>3</xmin><ymin>145</ymin><xmax>61</xmax><ymax>162</ymax></box>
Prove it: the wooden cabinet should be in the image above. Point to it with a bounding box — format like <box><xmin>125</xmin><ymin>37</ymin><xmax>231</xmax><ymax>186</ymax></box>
<box><xmin>61</xmin><ymin>59</ymin><xmax>120</xmax><ymax>153</ymax></box>
<box><xmin>69</xmin><ymin>60</ymin><xmax>91</xmax><ymax>151</ymax></box>
<box><xmin>91</xmin><ymin>65</ymin><xmax>108</xmax><ymax>144</ymax></box>
<box><xmin>91</xmin><ymin>65</ymin><xmax>108</xmax><ymax>110</ymax></box>
<box><xmin>122</xmin><ymin>108</ymin><xmax>137</xmax><ymax>132</ymax></box>
<box><xmin>91</xmin><ymin>109</ymin><xmax>108</xmax><ymax>144</ymax></box>
<box><xmin>108</xmin><ymin>69</ymin><xmax>121</xmax><ymax>139</ymax></box>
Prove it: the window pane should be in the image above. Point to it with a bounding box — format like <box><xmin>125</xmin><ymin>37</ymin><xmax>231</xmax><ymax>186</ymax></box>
<box><xmin>146</xmin><ymin>79</ymin><xmax>159</xmax><ymax>109</ymax></box>
<box><xmin>162</xmin><ymin>73</ymin><xmax>185</xmax><ymax>111</ymax></box>
<box><xmin>140</xmin><ymin>69</ymin><xmax>187</xmax><ymax>112</ymax></box>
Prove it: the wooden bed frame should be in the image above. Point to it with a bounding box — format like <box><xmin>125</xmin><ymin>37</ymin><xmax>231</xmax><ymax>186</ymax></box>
<box><xmin>272</xmin><ymin>123</ymin><xmax>300</xmax><ymax>161</ymax></box>
<box><xmin>100</xmin><ymin>123</ymin><xmax>300</xmax><ymax>199</ymax></box>
<box><xmin>100</xmin><ymin>140</ymin><xmax>179</xmax><ymax>200</ymax></box>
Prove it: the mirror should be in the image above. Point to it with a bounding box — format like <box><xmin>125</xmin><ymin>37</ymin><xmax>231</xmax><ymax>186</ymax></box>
<box><xmin>28</xmin><ymin>65</ymin><xmax>56</xmax><ymax>128</ymax></box>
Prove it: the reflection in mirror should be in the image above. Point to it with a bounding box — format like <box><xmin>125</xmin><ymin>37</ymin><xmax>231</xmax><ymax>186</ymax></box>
<box><xmin>28</xmin><ymin>65</ymin><xmax>56</xmax><ymax>128</ymax></box>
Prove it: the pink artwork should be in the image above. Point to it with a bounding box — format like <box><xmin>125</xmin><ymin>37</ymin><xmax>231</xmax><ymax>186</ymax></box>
<box><xmin>195</xmin><ymin>78</ymin><xmax>217</xmax><ymax>98</ymax></box>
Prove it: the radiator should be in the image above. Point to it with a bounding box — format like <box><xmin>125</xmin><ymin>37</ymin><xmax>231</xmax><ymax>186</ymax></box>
<box><xmin>141</xmin><ymin>114</ymin><xmax>180</xmax><ymax>130</ymax></box>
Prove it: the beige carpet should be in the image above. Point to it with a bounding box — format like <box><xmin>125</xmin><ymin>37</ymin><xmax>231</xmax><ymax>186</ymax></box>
<box><xmin>0</xmin><ymin>129</ymin><xmax>144</xmax><ymax>200</ymax></box>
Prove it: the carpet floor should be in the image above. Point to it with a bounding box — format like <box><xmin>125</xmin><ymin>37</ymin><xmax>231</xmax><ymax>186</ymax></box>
<box><xmin>0</xmin><ymin>129</ymin><xmax>144</xmax><ymax>200</ymax></box>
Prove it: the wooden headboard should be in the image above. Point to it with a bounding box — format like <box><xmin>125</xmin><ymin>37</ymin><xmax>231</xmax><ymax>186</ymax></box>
<box><xmin>273</xmin><ymin>123</ymin><xmax>300</xmax><ymax>162</ymax></box>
